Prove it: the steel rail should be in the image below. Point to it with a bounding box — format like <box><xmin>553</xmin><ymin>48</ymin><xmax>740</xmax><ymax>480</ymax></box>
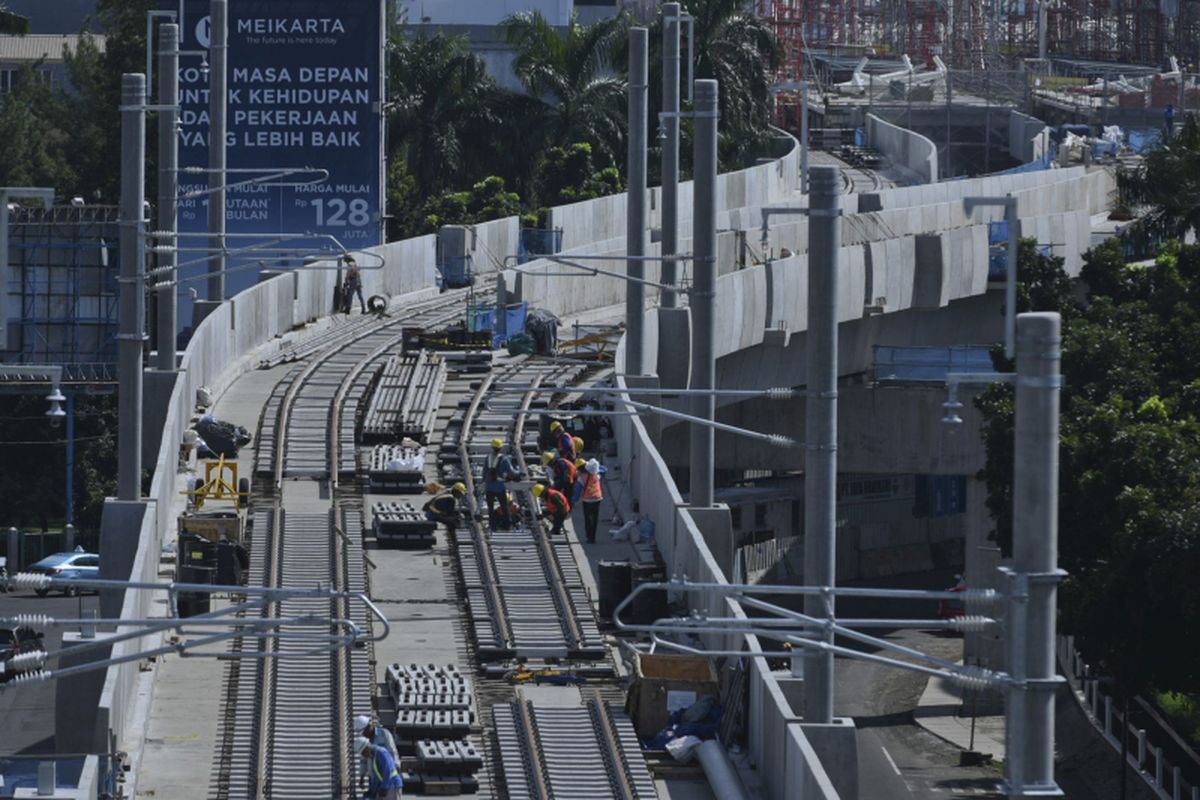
<box><xmin>515</xmin><ymin>372</ymin><xmax>586</xmax><ymax>652</ymax></box>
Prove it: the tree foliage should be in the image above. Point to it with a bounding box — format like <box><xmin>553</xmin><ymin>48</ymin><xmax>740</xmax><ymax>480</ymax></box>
<box><xmin>534</xmin><ymin>142</ymin><xmax>624</xmax><ymax>206</ymax></box>
<box><xmin>975</xmin><ymin>237</ymin><xmax>1200</xmax><ymax>697</ymax></box>
<box><xmin>500</xmin><ymin>10</ymin><xmax>629</xmax><ymax>174</ymax></box>
<box><xmin>386</xmin><ymin>31</ymin><xmax>500</xmax><ymax>201</ymax></box>
<box><xmin>1117</xmin><ymin>114</ymin><xmax>1200</xmax><ymax>252</ymax></box>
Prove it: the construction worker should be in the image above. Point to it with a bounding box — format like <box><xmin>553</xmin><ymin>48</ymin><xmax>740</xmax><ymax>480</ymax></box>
<box><xmin>549</xmin><ymin>420</ymin><xmax>574</xmax><ymax>460</ymax></box>
<box><xmin>355</xmin><ymin>736</ymin><xmax>403</xmax><ymax>799</ymax></box>
<box><xmin>543</xmin><ymin>451</ymin><xmax>577</xmax><ymax>496</ymax></box>
<box><xmin>423</xmin><ymin>482</ymin><xmax>466</xmax><ymax>535</ymax></box>
<box><xmin>532</xmin><ymin>483</ymin><xmax>571</xmax><ymax>537</ymax></box>
<box><xmin>343</xmin><ymin>254</ymin><xmax>366</xmax><ymax>314</ymax></box>
<box><xmin>577</xmin><ymin>458</ymin><xmax>607</xmax><ymax>544</ymax></box>
<box><xmin>484</xmin><ymin>438</ymin><xmax>520</xmax><ymax>529</ymax></box>
<box><xmin>353</xmin><ymin>714</ymin><xmax>399</xmax><ymax>768</ymax></box>
<box><xmin>573</xmin><ymin>436</ymin><xmax>585</xmax><ymax>458</ymax></box>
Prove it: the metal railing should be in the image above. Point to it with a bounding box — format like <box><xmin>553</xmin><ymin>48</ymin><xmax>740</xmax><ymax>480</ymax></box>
<box><xmin>1059</xmin><ymin>635</ymin><xmax>1200</xmax><ymax>800</ymax></box>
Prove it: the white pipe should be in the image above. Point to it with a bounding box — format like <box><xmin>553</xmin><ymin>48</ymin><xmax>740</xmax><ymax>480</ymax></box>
<box><xmin>696</xmin><ymin>740</ymin><xmax>749</xmax><ymax>800</ymax></box>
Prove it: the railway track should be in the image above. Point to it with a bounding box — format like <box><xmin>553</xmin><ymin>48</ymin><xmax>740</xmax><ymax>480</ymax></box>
<box><xmin>494</xmin><ymin>697</ymin><xmax>657</xmax><ymax>800</ymax></box>
<box><xmin>446</xmin><ymin>359</ymin><xmax>609</xmax><ymax>667</ymax></box>
<box><xmin>214</xmin><ymin>289</ymin><xmax>481</xmax><ymax>799</ymax></box>
<box><xmin>214</xmin><ymin>283</ymin><xmax>655</xmax><ymax>800</ymax></box>
<box><xmin>841</xmin><ymin>164</ymin><xmax>886</xmax><ymax>194</ymax></box>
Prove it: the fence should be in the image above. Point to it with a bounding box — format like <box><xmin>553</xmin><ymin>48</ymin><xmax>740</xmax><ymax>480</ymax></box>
<box><xmin>1059</xmin><ymin>635</ymin><xmax>1200</xmax><ymax>800</ymax></box>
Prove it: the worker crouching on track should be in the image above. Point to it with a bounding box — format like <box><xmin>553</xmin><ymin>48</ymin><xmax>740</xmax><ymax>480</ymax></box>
<box><xmin>484</xmin><ymin>439</ymin><xmax>521</xmax><ymax>529</ymax></box>
<box><xmin>423</xmin><ymin>482</ymin><xmax>466</xmax><ymax>535</ymax></box>
<box><xmin>532</xmin><ymin>483</ymin><xmax>571</xmax><ymax>537</ymax></box>
<box><xmin>576</xmin><ymin>458</ymin><xmax>607</xmax><ymax>544</ymax></box>
<box><xmin>355</xmin><ymin>735</ymin><xmax>404</xmax><ymax>799</ymax></box>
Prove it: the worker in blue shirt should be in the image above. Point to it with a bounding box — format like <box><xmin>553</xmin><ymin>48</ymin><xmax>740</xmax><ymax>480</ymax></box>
<box><xmin>484</xmin><ymin>438</ymin><xmax>520</xmax><ymax>528</ymax></box>
<box><xmin>355</xmin><ymin>736</ymin><xmax>403</xmax><ymax>799</ymax></box>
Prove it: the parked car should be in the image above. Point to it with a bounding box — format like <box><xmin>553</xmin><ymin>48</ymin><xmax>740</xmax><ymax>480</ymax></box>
<box><xmin>937</xmin><ymin>575</ymin><xmax>967</xmax><ymax>620</ymax></box>
<box><xmin>0</xmin><ymin>625</ymin><xmax>44</xmax><ymax>681</ymax></box>
<box><xmin>26</xmin><ymin>549</ymin><xmax>99</xmax><ymax>597</ymax></box>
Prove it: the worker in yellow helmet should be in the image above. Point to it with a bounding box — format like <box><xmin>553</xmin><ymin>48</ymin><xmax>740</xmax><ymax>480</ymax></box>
<box><xmin>550</xmin><ymin>420</ymin><xmax>575</xmax><ymax>461</ymax></box>
<box><xmin>423</xmin><ymin>482</ymin><xmax>466</xmax><ymax>535</ymax></box>
<box><xmin>532</xmin><ymin>483</ymin><xmax>571</xmax><ymax>536</ymax></box>
<box><xmin>484</xmin><ymin>438</ymin><xmax>520</xmax><ymax>529</ymax></box>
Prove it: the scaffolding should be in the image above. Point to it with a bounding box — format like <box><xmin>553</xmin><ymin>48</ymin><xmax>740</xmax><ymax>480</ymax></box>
<box><xmin>759</xmin><ymin>0</ymin><xmax>1200</xmax><ymax>82</ymax></box>
<box><xmin>2</xmin><ymin>205</ymin><xmax>119</xmax><ymax>382</ymax></box>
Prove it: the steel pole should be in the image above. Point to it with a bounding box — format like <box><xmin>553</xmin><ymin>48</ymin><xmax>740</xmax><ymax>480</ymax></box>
<box><xmin>118</xmin><ymin>73</ymin><xmax>147</xmax><ymax>502</ymax></box>
<box><xmin>1005</xmin><ymin>201</ymin><xmax>1020</xmax><ymax>360</ymax></box>
<box><xmin>65</xmin><ymin>393</ymin><xmax>74</xmax><ymax>525</ymax></box>
<box><xmin>156</xmin><ymin>22</ymin><xmax>179</xmax><ymax>369</ymax></box>
<box><xmin>1011</xmin><ymin>312</ymin><xmax>1063</xmax><ymax>796</ymax></box>
<box><xmin>661</xmin><ymin>3</ymin><xmax>681</xmax><ymax>308</ymax></box>
<box><xmin>626</xmin><ymin>27</ymin><xmax>648</xmax><ymax>375</ymax></box>
<box><xmin>689</xmin><ymin>79</ymin><xmax>718</xmax><ymax>508</ymax></box>
<box><xmin>0</xmin><ymin>202</ymin><xmax>8</xmax><ymax>351</ymax></box>
<box><xmin>207</xmin><ymin>0</ymin><xmax>227</xmax><ymax>301</ymax></box>
<box><xmin>803</xmin><ymin>165</ymin><xmax>841</xmax><ymax>725</ymax></box>
<box><xmin>800</xmin><ymin>82</ymin><xmax>810</xmax><ymax>194</ymax></box>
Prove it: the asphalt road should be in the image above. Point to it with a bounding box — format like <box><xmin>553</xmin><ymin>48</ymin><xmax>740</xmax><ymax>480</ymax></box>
<box><xmin>836</xmin><ymin>631</ymin><xmax>1005</xmax><ymax>799</ymax></box>
<box><xmin>0</xmin><ymin>585</ymin><xmax>100</xmax><ymax>755</ymax></box>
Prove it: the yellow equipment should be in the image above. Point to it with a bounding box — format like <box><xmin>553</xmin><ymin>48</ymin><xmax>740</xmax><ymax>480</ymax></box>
<box><xmin>184</xmin><ymin>456</ymin><xmax>250</xmax><ymax>511</ymax></box>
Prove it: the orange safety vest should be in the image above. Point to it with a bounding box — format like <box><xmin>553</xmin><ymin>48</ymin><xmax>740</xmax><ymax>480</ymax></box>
<box><xmin>544</xmin><ymin>488</ymin><xmax>570</xmax><ymax>515</ymax></box>
<box><xmin>582</xmin><ymin>471</ymin><xmax>602</xmax><ymax>501</ymax></box>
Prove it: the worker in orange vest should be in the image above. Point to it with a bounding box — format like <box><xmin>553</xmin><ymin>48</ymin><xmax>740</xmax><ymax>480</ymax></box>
<box><xmin>577</xmin><ymin>458</ymin><xmax>607</xmax><ymax>543</ymax></box>
<box><xmin>543</xmin><ymin>451</ymin><xmax>577</xmax><ymax>496</ymax></box>
<box><xmin>532</xmin><ymin>483</ymin><xmax>571</xmax><ymax>537</ymax></box>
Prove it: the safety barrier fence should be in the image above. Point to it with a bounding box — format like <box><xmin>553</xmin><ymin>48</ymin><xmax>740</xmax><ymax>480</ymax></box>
<box><xmin>1060</xmin><ymin>635</ymin><xmax>1200</xmax><ymax>800</ymax></box>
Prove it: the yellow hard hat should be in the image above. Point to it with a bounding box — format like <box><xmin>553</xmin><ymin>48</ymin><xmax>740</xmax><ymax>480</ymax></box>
<box><xmin>451</xmin><ymin>482</ymin><xmax>466</xmax><ymax>495</ymax></box>
<box><xmin>531</xmin><ymin>483</ymin><xmax>546</xmax><ymax>497</ymax></box>
<box><xmin>549</xmin><ymin>421</ymin><xmax>563</xmax><ymax>432</ymax></box>
<box><xmin>491</xmin><ymin>438</ymin><xmax>503</xmax><ymax>449</ymax></box>
<box><xmin>575</xmin><ymin>458</ymin><xmax>586</xmax><ymax>469</ymax></box>
<box><xmin>541</xmin><ymin>451</ymin><xmax>554</xmax><ymax>466</ymax></box>
<box><xmin>573</xmin><ymin>437</ymin><xmax>584</xmax><ymax>451</ymax></box>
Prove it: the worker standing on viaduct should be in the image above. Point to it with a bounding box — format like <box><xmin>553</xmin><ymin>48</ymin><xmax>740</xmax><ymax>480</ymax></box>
<box><xmin>484</xmin><ymin>438</ymin><xmax>520</xmax><ymax>529</ymax></box>
<box><xmin>549</xmin><ymin>420</ymin><xmax>581</xmax><ymax>461</ymax></box>
<box><xmin>543</xmin><ymin>451</ymin><xmax>577</xmax><ymax>497</ymax></box>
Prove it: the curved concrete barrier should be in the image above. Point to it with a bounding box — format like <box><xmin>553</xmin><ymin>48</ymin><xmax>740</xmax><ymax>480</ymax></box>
<box><xmin>867</xmin><ymin>113</ymin><xmax>938</xmax><ymax>184</ymax></box>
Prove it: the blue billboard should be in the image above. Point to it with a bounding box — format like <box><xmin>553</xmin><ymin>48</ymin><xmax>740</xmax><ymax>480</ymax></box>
<box><xmin>171</xmin><ymin>0</ymin><xmax>385</xmax><ymax>325</ymax></box>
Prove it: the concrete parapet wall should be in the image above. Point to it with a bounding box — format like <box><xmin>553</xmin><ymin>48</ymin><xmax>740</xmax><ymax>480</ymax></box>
<box><xmin>1008</xmin><ymin>109</ymin><xmax>1053</xmax><ymax>164</ymax></box>
<box><xmin>867</xmin><ymin>113</ymin><xmax>938</xmax><ymax>184</ymax></box>
<box><xmin>615</xmin><ymin>333</ymin><xmax>848</xmax><ymax>799</ymax></box>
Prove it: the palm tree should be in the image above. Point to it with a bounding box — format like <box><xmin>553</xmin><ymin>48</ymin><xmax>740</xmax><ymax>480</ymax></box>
<box><xmin>1118</xmin><ymin>114</ymin><xmax>1200</xmax><ymax>251</ymax></box>
<box><xmin>639</xmin><ymin>1</ymin><xmax>781</xmax><ymax>171</ymax></box>
<box><xmin>387</xmin><ymin>32</ymin><xmax>500</xmax><ymax>198</ymax></box>
<box><xmin>499</xmin><ymin>11</ymin><xmax>629</xmax><ymax>173</ymax></box>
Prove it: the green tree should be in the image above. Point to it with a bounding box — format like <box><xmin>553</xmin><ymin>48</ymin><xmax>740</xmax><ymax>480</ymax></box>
<box><xmin>975</xmin><ymin>238</ymin><xmax>1200</xmax><ymax>704</ymax></box>
<box><xmin>1117</xmin><ymin>114</ymin><xmax>1200</xmax><ymax>251</ymax></box>
<box><xmin>535</xmin><ymin>142</ymin><xmax>625</xmax><ymax>206</ymax></box>
<box><xmin>500</xmin><ymin>11</ymin><xmax>629</xmax><ymax>174</ymax></box>
<box><xmin>414</xmin><ymin>175</ymin><xmax>522</xmax><ymax>235</ymax></box>
<box><xmin>0</xmin><ymin>66</ymin><xmax>77</xmax><ymax>189</ymax></box>
<box><xmin>387</xmin><ymin>31</ymin><xmax>500</xmax><ymax>199</ymax></box>
<box><xmin>681</xmin><ymin>0</ymin><xmax>781</xmax><ymax>167</ymax></box>
<box><xmin>0</xmin><ymin>4</ymin><xmax>29</xmax><ymax>34</ymax></box>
